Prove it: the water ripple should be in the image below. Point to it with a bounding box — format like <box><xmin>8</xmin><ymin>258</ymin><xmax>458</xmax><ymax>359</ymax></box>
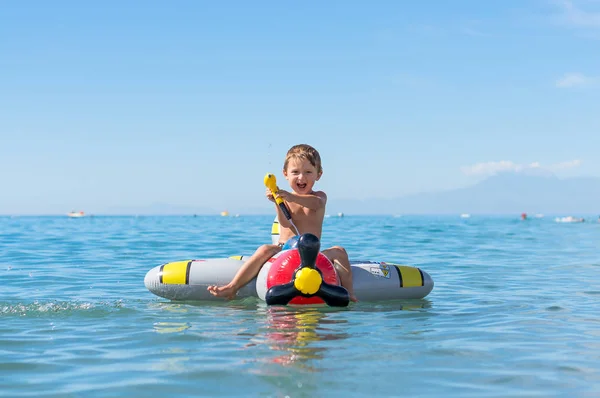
<box><xmin>1</xmin><ymin>215</ymin><xmax>600</xmax><ymax>397</ymax></box>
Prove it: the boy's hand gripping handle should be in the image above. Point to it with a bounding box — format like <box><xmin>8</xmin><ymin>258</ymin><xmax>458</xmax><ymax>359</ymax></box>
<box><xmin>264</xmin><ymin>173</ymin><xmax>292</xmax><ymax>220</ymax></box>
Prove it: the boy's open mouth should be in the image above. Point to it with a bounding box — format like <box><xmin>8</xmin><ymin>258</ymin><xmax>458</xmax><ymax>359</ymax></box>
<box><xmin>296</xmin><ymin>182</ymin><xmax>307</xmax><ymax>190</ymax></box>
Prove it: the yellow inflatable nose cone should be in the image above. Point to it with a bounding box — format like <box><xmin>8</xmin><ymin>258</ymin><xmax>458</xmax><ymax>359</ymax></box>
<box><xmin>294</xmin><ymin>268</ymin><xmax>322</xmax><ymax>295</ymax></box>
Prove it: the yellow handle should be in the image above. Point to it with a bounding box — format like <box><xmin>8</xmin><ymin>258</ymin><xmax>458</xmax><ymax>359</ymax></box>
<box><xmin>264</xmin><ymin>173</ymin><xmax>292</xmax><ymax>219</ymax></box>
<box><xmin>264</xmin><ymin>173</ymin><xmax>284</xmax><ymax>205</ymax></box>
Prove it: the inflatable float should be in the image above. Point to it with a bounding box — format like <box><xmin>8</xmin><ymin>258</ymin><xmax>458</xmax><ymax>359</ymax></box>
<box><xmin>144</xmin><ymin>174</ymin><xmax>434</xmax><ymax>306</ymax></box>
<box><xmin>145</xmin><ymin>253</ymin><xmax>434</xmax><ymax>303</ymax></box>
<box><xmin>144</xmin><ymin>229</ymin><xmax>434</xmax><ymax>305</ymax></box>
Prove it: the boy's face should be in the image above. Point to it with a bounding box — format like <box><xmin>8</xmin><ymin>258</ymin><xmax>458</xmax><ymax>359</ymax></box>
<box><xmin>283</xmin><ymin>158</ymin><xmax>321</xmax><ymax>194</ymax></box>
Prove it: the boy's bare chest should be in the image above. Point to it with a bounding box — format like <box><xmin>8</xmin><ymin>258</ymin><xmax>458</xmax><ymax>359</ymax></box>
<box><xmin>288</xmin><ymin>203</ymin><xmax>317</xmax><ymax>218</ymax></box>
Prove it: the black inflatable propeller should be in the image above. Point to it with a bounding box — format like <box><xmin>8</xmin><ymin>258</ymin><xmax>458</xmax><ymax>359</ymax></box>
<box><xmin>265</xmin><ymin>233</ymin><xmax>350</xmax><ymax>307</ymax></box>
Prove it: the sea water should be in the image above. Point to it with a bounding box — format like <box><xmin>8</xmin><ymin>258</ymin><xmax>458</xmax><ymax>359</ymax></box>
<box><xmin>1</xmin><ymin>215</ymin><xmax>599</xmax><ymax>397</ymax></box>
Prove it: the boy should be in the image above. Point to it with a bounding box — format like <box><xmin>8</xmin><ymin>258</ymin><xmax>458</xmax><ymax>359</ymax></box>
<box><xmin>207</xmin><ymin>144</ymin><xmax>357</xmax><ymax>302</ymax></box>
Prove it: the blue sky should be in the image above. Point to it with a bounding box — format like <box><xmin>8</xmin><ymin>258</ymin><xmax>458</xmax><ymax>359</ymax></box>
<box><xmin>1</xmin><ymin>0</ymin><xmax>599</xmax><ymax>214</ymax></box>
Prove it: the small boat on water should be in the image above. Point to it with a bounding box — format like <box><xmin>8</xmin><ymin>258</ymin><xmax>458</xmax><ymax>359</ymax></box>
<box><xmin>67</xmin><ymin>211</ymin><xmax>85</xmax><ymax>218</ymax></box>
<box><xmin>555</xmin><ymin>216</ymin><xmax>585</xmax><ymax>223</ymax></box>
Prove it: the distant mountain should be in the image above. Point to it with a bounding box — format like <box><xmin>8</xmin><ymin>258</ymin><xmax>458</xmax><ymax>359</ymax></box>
<box><xmin>104</xmin><ymin>202</ymin><xmax>218</xmax><ymax>215</ymax></box>
<box><xmin>96</xmin><ymin>174</ymin><xmax>600</xmax><ymax>216</ymax></box>
<box><xmin>327</xmin><ymin>174</ymin><xmax>600</xmax><ymax>215</ymax></box>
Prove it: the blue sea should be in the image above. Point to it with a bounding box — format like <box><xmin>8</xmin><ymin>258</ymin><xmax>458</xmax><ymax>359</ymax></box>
<box><xmin>1</xmin><ymin>215</ymin><xmax>599</xmax><ymax>397</ymax></box>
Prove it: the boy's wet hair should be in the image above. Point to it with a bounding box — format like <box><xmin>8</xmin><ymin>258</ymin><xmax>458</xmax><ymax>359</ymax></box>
<box><xmin>283</xmin><ymin>144</ymin><xmax>322</xmax><ymax>174</ymax></box>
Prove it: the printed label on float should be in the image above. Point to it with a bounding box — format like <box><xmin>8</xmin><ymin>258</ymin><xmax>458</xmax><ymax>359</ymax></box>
<box><xmin>369</xmin><ymin>263</ymin><xmax>390</xmax><ymax>278</ymax></box>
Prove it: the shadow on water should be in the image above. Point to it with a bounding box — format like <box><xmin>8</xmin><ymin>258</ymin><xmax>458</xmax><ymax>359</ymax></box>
<box><xmin>151</xmin><ymin>297</ymin><xmax>432</xmax><ymax>313</ymax></box>
<box><xmin>252</xmin><ymin>299</ymin><xmax>434</xmax><ymax>391</ymax></box>
<box><xmin>254</xmin><ymin>306</ymin><xmax>349</xmax><ymax>367</ymax></box>
<box><xmin>148</xmin><ymin>297</ymin><xmax>432</xmax><ymax>368</ymax></box>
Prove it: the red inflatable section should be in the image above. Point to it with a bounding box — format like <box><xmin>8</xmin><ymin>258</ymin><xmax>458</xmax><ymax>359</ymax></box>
<box><xmin>267</xmin><ymin>250</ymin><xmax>340</xmax><ymax>305</ymax></box>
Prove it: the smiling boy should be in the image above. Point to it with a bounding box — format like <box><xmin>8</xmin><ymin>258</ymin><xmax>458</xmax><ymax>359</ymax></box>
<box><xmin>207</xmin><ymin>144</ymin><xmax>357</xmax><ymax>302</ymax></box>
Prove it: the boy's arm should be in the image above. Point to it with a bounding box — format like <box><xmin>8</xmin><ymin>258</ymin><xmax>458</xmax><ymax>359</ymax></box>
<box><xmin>266</xmin><ymin>187</ymin><xmax>293</xmax><ymax>228</ymax></box>
<box><xmin>275</xmin><ymin>202</ymin><xmax>293</xmax><ymax>228</ymax></box>
<box><xmin>283</xmin><ymin>191</ymin><xmax>327</xmax><ymax>211</ymax></box>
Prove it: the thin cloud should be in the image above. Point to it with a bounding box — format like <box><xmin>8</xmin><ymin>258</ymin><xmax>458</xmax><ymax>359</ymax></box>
<box><xmin>461</xmin><ymin>160</ymin><xmax>582</xmax><ymax>176</ymax></box>
<box><xmin>458</xmin><ymin>19</ymin><xmax>494</xmax><ymax>38</ymax></box>
<box><xmin>406</xmin><ymin>23</ymin><xmax>444</xmax><ymax>36</ymax></box>
<box><xmin>391</xmin><ymin>74</ymin><xmax>434</xmax><ymax>88</ymax></box>
<box><xmin>460</xmin><ymin>26</ymin><xmax>488</xmax><ymax>37</ymax></box>
<box><xmin>556</xmin><ymin>0</ymin><xmax>600</xmax><ymax>28</ymax></box>
<box><xmin>556</xmin><ymin>72</ymin><xmax>598</xmax><ymax>87</ymax></box>
<box><xmin>461</xmin><ymin>161</ymin><xmax>525</xmax><ymax>176</ymax></box>
<box><xmin>548</xmin><ymin>159</ymin><xmax>583</xmax><ymax>171</ymax></box>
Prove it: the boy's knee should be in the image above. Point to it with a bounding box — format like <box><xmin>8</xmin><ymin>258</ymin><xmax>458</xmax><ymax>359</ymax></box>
<box><xmin>257</xmin><ymin>244</ymin><xmax>281</xmax><ymax>257</ymax></box>
<box><xmin>330</xmin><ymin>246</ymin><xmax>347</xmax><ymax>257</ymax></box>
<box><xmin>256</xmin><ymin>244</ymin><xmax>271</xmax><ymax>256</ymax></box>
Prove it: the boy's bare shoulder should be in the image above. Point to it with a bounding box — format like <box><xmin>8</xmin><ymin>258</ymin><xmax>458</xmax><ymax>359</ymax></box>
<box><xmin>313</xmin><ymin>190</ymin><xmax>327</xmax><ymax>203</ymax></box>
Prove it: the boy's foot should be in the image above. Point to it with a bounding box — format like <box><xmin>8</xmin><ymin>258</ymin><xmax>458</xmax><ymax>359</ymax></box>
<box><xmin>349</xmin><ymin>293</ymin><xmax>358</xmax><ymax>303</ymax></box>
<box><xmin>207</xmin><ymin>284</ymin><xmax>238</xmax><ymax>300</ymax></box>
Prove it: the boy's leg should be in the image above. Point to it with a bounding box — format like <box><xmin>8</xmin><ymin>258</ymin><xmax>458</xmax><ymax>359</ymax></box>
<box><xmin>321</xmin><ymin>246</ymin><xmax>358</xmax><ymax>302</ymax></box>
<box><xmin>207</xmin><ymin>244</ymin><xmax>281</xmax><ymax>299</ymax></box>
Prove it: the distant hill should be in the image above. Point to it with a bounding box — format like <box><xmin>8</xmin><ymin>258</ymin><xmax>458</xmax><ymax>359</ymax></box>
<box><xmin>97</xmin><ymin>174</ymin><xmax>600</xmax><ymax>216</ymax></box>
<box><xmin>104</xmin><ymin>203</ymin><xmax>218</xmax><ymax>215</ymax></box>
<box><xmin>326</xmin><ymin>174</ymin><xmax>600</xmax><ymax>215</ymax></box>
